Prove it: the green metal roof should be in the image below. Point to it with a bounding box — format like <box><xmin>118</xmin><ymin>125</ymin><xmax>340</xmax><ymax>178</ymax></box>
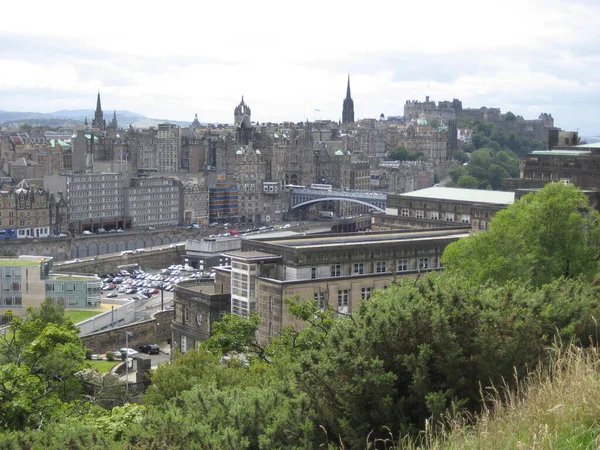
<box><xmin>399</xmin><ymin>186</ymin><xmax>514</xmax><ymax>205</ymax></box>
<box><xmin>531</xmin><ymin>150</ymin><xmax>591</xmax><ymax>156</ymax></box>
<box><xmin>575</xmin><ymin>142</ymin><xmax>600</xmax><ymax>148</ymax></box>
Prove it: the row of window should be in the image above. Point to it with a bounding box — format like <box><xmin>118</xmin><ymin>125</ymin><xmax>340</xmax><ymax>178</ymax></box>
<box><xmin>322</xmin><ymin>258</ymin><xmax>436</xmax><ymax>279</ymax></box>
<box><xmin>0</xmin><ymin>296</ymin><xmax>22</xmax><ymax>306</ymax></box>
<box><xmin>313</xmin><ymin>287</ymin><xmax>374</xmax><ymax>312</ymax></box>
<box><xmin>401</xmin><ymin>208</ymin><xmax>471</xmax><ymax>223</ymax></box>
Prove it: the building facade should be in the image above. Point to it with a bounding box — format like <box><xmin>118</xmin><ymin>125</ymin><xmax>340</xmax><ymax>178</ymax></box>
<box><xmin>125</xmin><ymin>177</ymin><xmax>183</xmax><ymax>229</ymax></box>
<box><xmin>0</xmin><ymin>256</ymin><xmax>101</xmax><ymax>324</ymax></box>
<box><xmin>383</xmin><ymin>186</ymin><xmax>515</xmax><ymax>231</ymax></box>
<box><xmin>169</xmin><ymin>228</ymin><xmax>469</xmax><ymax>351</ymax></box>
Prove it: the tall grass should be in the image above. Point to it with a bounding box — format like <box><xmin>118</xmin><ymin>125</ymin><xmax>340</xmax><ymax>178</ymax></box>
<box><xmin>367</xmin><ymin>345</ymin><xmax>600</xmax><ymax>450</ymax></box>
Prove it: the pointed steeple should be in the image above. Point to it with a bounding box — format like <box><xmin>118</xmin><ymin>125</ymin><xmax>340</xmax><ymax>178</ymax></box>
<box><xmin>96</xmin><ymin>91</ymin><xmax>102</xmax><ymax>114</ymax></box>
<box><xmin>111</xmin><ymin>109</ymin><xmax>118</xmax><ymax>128</ymax></box>
<box><xmin>346</xmin><ymin>74</ymin><xmax>351</xmax><ymax>99</ymax></box>
<box><xmin>342</xmin><ymin>74</ymin><xmax>355</xmax><ymax>124</ymax></box>
<box><xmin>92</xmin><ymin>91</ymin><xmax>105</xmax><ymax>130</ymax></box>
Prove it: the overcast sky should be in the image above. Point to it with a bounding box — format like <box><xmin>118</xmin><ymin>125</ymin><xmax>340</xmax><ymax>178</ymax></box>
<box><xmin>2</xmin><ymin>0</ymin><xmax>599</xmax><ymax>136</ymax></box>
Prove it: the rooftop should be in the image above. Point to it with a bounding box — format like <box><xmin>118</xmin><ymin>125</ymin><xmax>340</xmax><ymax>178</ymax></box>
<box><xmin>252</xmin><ymin>229</ymin><xmax>470</xmax><ymax>250</ymax></box>
<box><xmin>531</xmin><ymin>150</ymin><xmax>592</xmax><ymax>156</ymax></box>
<box><xmin>176</xmin><ymin>279</ymin><xmax>219</xmax><ymax>294</ymax></box>
<box><xmin>398</xmin><ymin>186</ymin><xmax>514</xmax><ymax>205</ymax></box>
<box><xmin>575</xmin><ymin>142</ymin><xmax>600</xmax><ymax>149</ymax></box>
<box><xmin>224</xmin><ymin>251</ymin><xmax>281</xmax><ymax>261</ymax></box>
<box><xmin>0</xmin><ymin>256</ymin><xmax>50</xmax><ymax>267</ymax></box>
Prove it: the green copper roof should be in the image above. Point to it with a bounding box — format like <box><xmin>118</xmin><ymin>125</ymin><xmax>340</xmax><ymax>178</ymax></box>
<box><xmin>335</xmin><ymin>149</ymin><xmax>344</xmax><ymax>156</ymax></box>
<box><xmin>531</xmin><ymin>150</ymin><xmax>591</xmax><ymax>156</ymax></box>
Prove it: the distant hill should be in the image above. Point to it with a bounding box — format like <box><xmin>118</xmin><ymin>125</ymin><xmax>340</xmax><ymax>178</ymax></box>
<box><xmin>0</xmin><ymin>109</ymin><xmax>192</xmax><ymax>129</ymax></box>
<box><xmin>582</xmin><ymin>136</ymin><xmax>600</xmax><ymax>144</ymax></box>
<box><xmin>49</xmin><ymin>109</ymin><xmax>145</xmax><ymax>119</ymax></box>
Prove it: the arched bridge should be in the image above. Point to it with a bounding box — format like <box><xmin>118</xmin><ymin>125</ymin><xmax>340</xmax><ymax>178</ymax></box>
<box><xmin>291</xmin><ymin>188</ymin><xmax>387</xmax><ymax>213</ymax></box>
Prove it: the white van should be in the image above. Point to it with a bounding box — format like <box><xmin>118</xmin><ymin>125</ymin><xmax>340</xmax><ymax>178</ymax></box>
<box><xmin>120</xmin><ymin>250</ymin><xmax>134</xmax><ymax>256</ymax></box>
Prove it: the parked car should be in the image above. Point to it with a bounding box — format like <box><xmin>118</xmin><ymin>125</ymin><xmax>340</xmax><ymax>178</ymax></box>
<box><xmin>138</xmin><ymin>344</ymin><xmax>160</xmax><ymax>355</ymax></box>
<box><xmin>118</xmin><ymin>348</ymin><xmax>139</xmax><ymax>358</ymax></box>
<box><xmin>97</xmin><ymin>228</ymin><xmax>107</xmax><ymax>234</ymax></box>
<box><xmin>82</xmin><ymin>230</ymin><xmax>92</xmax><ymax>235</ymax></box>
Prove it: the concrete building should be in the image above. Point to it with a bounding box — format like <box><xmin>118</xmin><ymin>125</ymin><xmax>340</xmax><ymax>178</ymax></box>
<box><xmin>44</xmin><ymin>172</ymin><xmax>129</xmax><ymax>233</ymax></box>
<box><xmin>0</xmin><ymin>255</ymin><xmax>101</xmax><ymax>324</ymax></box>
<box><xmin>125</xmin><ymin>177</ymin><xmax>183</xmax><ymax>229</ymax></box>
<box><xmin>183</xmin><ymin>236</ymin><xmax>240</xmax><ymax>270</ymax></box>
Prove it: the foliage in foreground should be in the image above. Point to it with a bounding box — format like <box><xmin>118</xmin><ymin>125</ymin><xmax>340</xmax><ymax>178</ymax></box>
<box><xmin>398</xmin><ymin>345</ymin><xmax>600</xmax><ymax>450</ymax></box>
<box><xmin>129</xmin><ymin>274</ymin><xmax>599</xmax><ymax>449</ymax></box>
<box><xmin>443</xmin><ymin>182</ymin><xmax>600</xmax><ymax>288</ymax></box>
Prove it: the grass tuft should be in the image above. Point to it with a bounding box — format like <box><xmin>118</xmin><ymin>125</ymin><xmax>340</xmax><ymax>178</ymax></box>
<box><xmin>386</xmin><ymin>345</ymin><xmax>600</xmax><ymax>449</ymax></box>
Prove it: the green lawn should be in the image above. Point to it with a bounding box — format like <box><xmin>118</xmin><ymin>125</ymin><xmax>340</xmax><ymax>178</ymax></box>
<box><xmin>86</xmin><ymin>360</ymin><xmax>120</xmax><ymax>373</ymax></box>
<box><xmin>55</xmin><ymin>275</ymin><xmax>99</xmax><ymax>280</ymax></box>
<box><xmin>0</xmin><ymin>258</ymin><xmax>45</xmax><ymax>266</ymax></box>
<box><xmin>65</xmin><ymin>309</ymin><xmax>103</xmax><ymax>323</ymax></box>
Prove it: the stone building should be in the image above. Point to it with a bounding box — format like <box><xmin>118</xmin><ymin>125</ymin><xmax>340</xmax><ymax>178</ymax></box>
<box><xmin>171</xmin><ymin>279</ymin><xmax>231</xmax><ymax>352</ymax></box>
<box><xmin>7</xmin><ymin>157</ymin><xmax>42</xmax><ymax>182</ymax></box>
<box><xmin>169</xmin><ymin>228</ymin><xmax>469</xmax><ymax>351</ymax></box>
<box><xmin>373</xmin><ymin>160</ymin><xmax>435</xmax><ymax>193</ymax></box>
<box><xmin>71</xmin><ymin>130</ymin><xmax>96</xmax><ymax>174</ymax></box>
<box><xmin>382</xmin><ymin>186</ymin><xmax>515</xmax><ymax>231</ymax></box>
<box><xmin>183</xmin><ymin>179</ymin><xmax>209</xmax><ymax>225</ymax></box>
<box><xmin>502</xmin><ymin>145</ymin><xmax>600</xmax><ymax>208</ymax></box>
<box><xmin>234</xmin><ymin>143</ymin><xmax>289</xmax><ymax>224</ymax></box>
<box><xmin>13</xmin><ymin>180</ymin><xmax>53</xmax><ymax>238</ymax></box>
<box><xmin>0</xmin><ymin>181</ymin><xmax>57</xmax><ymax>238</ymax></box>
<box><xmin>404</xmin><ymin>96</ymin><xmax>461</xmax><ymax>123</ymax></box>
<box><xmin>157</xmin><ymin>123</ymin><xmax>181</xmax><ymax>173</ymax></box>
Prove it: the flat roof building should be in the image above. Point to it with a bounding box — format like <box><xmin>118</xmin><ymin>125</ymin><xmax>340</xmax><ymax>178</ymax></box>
<box><xmin>380</xmin><ymin>186</ymin><xmax>515</xmax><ymax>232</ymax></box>
<box><xmin>171</xmin><ymin>228</ymin><xmax>469</xmax><ymax>350</ymax></box>
<box><xmin>0</xmin><ymin>256</ymin><xmax>101</xmax><ymax>324</ymax></box>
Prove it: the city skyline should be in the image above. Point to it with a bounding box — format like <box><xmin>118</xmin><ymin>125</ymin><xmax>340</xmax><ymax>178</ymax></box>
<box><xmin>2</xmin><ymin>0</ymin><xmax>599</xmax><ymax>135</ymax></box>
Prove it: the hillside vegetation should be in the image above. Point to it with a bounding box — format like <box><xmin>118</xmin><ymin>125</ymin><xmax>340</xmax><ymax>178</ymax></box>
<box><xmin>0</xmin><ymin>183</ymin><xmax>599</xmax><ymax>449</ymax></box>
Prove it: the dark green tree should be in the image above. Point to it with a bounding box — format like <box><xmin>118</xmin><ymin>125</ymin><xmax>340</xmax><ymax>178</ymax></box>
<box><xmin>442</xmin><ymin>183</ymin><xmax>600</xmax><ymax>287</ymax></box>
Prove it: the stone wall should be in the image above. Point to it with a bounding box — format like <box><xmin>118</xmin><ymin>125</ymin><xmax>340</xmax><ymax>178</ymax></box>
<box><xmin>52</xmin><ymin>247</ymin><xmax>184</xmax><ymax>276</ymax></box>
<box><xmin>81</xmin><ymin>309</ymin><xmax>173</xmax><ymax>353</ymax></box>
<box><xmin>0</xmin><ymin>228</ymin><xmax>207</xmax><ymax>261</ymax></box>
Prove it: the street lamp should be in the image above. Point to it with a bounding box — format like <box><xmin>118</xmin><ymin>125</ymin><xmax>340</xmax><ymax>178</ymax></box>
<box><xmin>125</xmin><ymin>331</ymin><xmax>133</xmax><ymax>395</ymax></box>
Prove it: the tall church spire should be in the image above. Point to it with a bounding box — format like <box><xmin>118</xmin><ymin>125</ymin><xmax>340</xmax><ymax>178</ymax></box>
<box><xmin>346</xmin><ymin>74</ymin><xmax>351</xmax><ymax>99</ymax></box>
<box><xmin>92</xmin><ymin>91</ymin><xmax>105</xmax><ymax>130</ymax></box>
<box><xmin>342</xmin><ymin>74</ymin><xmax>354</xmax><ymax>124</ymax></box>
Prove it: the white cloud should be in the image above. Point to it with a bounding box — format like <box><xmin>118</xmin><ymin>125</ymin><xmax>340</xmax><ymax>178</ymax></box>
<box><xmin>1</xmin><ymin>0</ymin><xmax>599</xmax><ymax>135</ymax></box>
